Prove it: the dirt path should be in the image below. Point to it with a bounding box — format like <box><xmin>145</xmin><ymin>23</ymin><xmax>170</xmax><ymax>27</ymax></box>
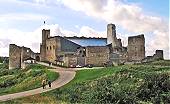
<box><xmin>0</xmin><ymin>63</ymin><xmax>76</xmax><ymax>102</ymax></box>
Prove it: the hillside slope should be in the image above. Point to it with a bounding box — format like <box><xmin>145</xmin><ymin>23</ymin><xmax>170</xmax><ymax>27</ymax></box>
<box><xmin>4</xmin><ymin>60</ymin><xmax>170</xmax><ymax>104</ymax></box>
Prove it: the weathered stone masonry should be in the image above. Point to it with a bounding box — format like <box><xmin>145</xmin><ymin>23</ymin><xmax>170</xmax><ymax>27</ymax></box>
<box><xmin>127</xmin><ymin>35</ymin><xmax>145</xmax><ymax>61</ymax></box>
<box><xmin>9</xmin><ymin>44</ymin><xmax>36</xmax><ymax>69</ymax></box>
<box><xmin>9</xmin><ymin>23</ymin><xmax>164</xmax><ymax>69</ymax></box>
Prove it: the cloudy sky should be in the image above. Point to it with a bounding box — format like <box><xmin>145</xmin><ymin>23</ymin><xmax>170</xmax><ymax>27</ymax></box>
<box><xmin>0</xmin><ymin>0</ymin><xmax>169</xmax><ymax>59</ymax></box>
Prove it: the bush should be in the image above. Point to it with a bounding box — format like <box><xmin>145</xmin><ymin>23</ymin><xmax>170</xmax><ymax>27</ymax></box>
<box><xmin>0</xmin><ymin>77</ymin><xmax>17</xmax><ymax>88</ymax></box>
<box><xmin>53</xmin><ymin>67</ymin><xmax>170</xmax><ymax>104</ymax></box>
<box><xmin>0</xmin><ymin>64</ymin><xmax>59</xmax><ymax>95</ymax></box>
<box><xmin>136</xmin><ymin>73</ymin><xmax>170</xmax><ymax>103</ymax></box>
<box><xmin>54</xmin><ymin>74</ymin><xmax>139</xmax><ymax>104</ymax></box>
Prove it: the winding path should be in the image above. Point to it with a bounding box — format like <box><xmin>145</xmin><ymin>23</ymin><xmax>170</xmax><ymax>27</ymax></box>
<box><xmin>0</xmin><ymin>63</ymin><xmax>76</xmax><ymax>102</ymax></box>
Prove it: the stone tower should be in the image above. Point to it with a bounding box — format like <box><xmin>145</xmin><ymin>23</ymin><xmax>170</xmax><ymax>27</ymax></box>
<box><xmin>127</xmin><ymin>34</ymin><xmax>145</xmax><ymax>61</ymax></box>
<box><xmin>9</xmin><ymin>44</ymin><xmax>21</xmax><ymax>69</ymax></box>
<box><xmin>107</xmin><ymin>24</ymin><xmax>118</xmax><ymax>48</ymax></box>
<box><xmin>40</xmin><ymin>29</ymin><xmax>50</xmax><ymax>61</ymax></box>
<box><xmin>154</xmin><ymin>50</ymin><xmax>164</xmax><ymax>60</ymax></box>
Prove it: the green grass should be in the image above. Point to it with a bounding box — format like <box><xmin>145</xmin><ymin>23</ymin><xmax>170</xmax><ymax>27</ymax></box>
<box><xmin>0</xmin><ymin>64</ymin><xmax>59</xmax><ymax>96</ymax></box>
<box><xmin>72</xmin><ymin>68</ymin><xmax>117</xmax><ymax>83</ymax></box>
<box><xmin>3</xmin><ymin>60</ymin><xmax>170</xmax><ymax>104</ymax></box>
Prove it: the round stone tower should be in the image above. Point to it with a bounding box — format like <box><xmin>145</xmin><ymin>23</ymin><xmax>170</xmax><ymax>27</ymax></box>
<box><xmin>107</xmin><ymin>24</ymin><xmax>119</xmax><ymax>48</ymax></box>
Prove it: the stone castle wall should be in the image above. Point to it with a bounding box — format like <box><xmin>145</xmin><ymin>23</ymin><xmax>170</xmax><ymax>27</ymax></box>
<box><xmin>142</xmin><ymin>50</ymin><xmax>164</xmax><ymax>62</ymax></box>
<box><xmin>20</xmin><ymin>47</ymin><xmax>35</xmax><ymax>68</ymax></box>
<box><xmin>85</xmin><ymin>46</ymin><xmax>109</xmax><ymax>66</ymax></box>
<box><xmin>9</xmin><ymin>44</ymin><xmax>36</xmax><ymax>69</ymax></box>
<box><xmin>45</xmin><ymin>37</ymin><xmax>59</xmax><ymax>63</ymax></box>
<box><xmin>127</xmin><ymin>34</ymin><xmax>145</xmax><ymax>61</ymax></box>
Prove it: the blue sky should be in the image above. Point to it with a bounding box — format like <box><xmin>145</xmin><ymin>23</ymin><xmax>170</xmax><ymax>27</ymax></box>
<box><xmin>0</xmin><ymin>0</ymin><xmax>169</xmax><ymax>59</ymax></box>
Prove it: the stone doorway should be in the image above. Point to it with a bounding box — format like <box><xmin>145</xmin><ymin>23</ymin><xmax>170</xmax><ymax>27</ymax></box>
<box><xmin>35</xmin><ymin>56</ymin><xmax>40</xmax><ymax>62</ymax></box>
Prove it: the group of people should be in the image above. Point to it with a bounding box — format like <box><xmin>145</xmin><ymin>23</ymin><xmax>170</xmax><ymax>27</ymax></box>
<box><xmin>42</xmin><ymin>79</ymin><xmax>51</xmax><ymax>89</ymax></box>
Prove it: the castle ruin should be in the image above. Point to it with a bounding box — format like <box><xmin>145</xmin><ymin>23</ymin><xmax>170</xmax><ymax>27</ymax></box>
<box><xmin>9</xmin><ymin>44</ymin><xmax>39</xmax><ymax>69</ymax></box>
<box><xmin>9</xmin><ymin>23</ymin><xmax>164</xmax><ymax>69</ymax></box>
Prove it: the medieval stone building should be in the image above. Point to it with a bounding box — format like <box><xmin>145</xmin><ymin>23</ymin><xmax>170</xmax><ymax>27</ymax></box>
<box><xmin>40</xmin><ymin>29</ymin><xmax>81</xmax><ymax>64</ymax></box>
<box><xmin>9</xmin><ymin>23</ymin><xmax>164</xmax><ymax>69</ymax></box>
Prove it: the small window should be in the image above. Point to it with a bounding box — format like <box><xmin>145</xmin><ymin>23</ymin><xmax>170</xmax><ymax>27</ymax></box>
<box><xmin>50</xmin><ymin>46</ymin><xmax>52</xmax><ymax>50</ymax></box>
<box><xmin>53</xmin><ymin>46</ymin><xmax>55</xmax><ymax>49</ymax></box>
<box><xmin>27</xmin><ymin>50</ymin><xmax>29</xmax><ymax>53</ymax></box>
<box><xmin>47</xmin><ymin>47</ymin><xmax>48</xmax><ymax>50</ymax></box>
<box><xmin>79</xmin><ymin>50</ymin><xmax>82</xmax><ymax>53</ymax></box>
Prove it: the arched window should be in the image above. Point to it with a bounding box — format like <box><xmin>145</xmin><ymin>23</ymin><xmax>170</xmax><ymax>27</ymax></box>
<box><xmin>27</xmin><ymin>49</ymin><xmax>29</xmax><ymax>53</ymax></box>
<box><xmin>36</xmin><ymin>56</ymin><xmax>40</xmax><ymax>61</ymax></box>
<box><xmin>47</xmin><ymin>47</ymin><xmax>48</xmax><ymax>50</ymax></box>
<box><xmin>50</xmin><ymin>46</ymin><xmax>52</xmax><ymax>50</ymax></box>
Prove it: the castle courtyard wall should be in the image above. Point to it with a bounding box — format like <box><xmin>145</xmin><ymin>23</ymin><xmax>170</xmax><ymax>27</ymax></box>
<box><xmin>85</xmin><ymin>46</ymin><xmax>109</xmax><ymax>66</ymax></box>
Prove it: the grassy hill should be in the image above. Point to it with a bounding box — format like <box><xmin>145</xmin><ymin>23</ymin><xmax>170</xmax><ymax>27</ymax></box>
<box><xmin>0</xmin><ymin>64</ymin><xmax>59</xmax><ymax>96</ymax></box>
<box><xmin>3</xmin><ymin>60</ymin><xmax>170</xmax><ymax>104</ymax></box>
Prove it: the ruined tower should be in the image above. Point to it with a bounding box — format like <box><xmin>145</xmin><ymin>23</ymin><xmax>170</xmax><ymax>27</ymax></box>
<box><xmin>9</xmin><ymin>44</ymin><xmax>21</xmax><ymax>69</ymax></box>
<box><xmin>107</xmin><ymin>24</ymin><xmax>117</xmax><ymax>47</ymax></box>
<box><xmin>154</xmin><ymin>50</ymin><xmax>164</xmax><ymax>60</ymax></box>
<box><xmin>127</xmin><ymin>34</ymin><xmax>145</xmax><ymax>61</ymax></box>
<box><xmin>40</xmin><ymin>29</ymin><xmax>50</xmax><ymax>61</ymax></box>
<box><xmin>9</xmin><ymin>44</ymin><xmax>36</xmax><ymax>69</ymax></box>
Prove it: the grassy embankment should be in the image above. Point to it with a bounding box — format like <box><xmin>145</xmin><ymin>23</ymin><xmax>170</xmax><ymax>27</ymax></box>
<box><xmin>4</xmin><ymin>60</ymin><xmax>170</xmax><ymax>104</ymax></box>
<box><xmin>0</xmin><ymin>64</ymin><xmax>59</xmax><ymax>96</ymax></box>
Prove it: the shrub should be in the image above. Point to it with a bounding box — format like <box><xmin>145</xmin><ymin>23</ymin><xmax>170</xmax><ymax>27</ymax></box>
<box><xmin>136</xmin><ymin>73</ymin><xmax>170</xmax><ymax>103</ymax></box>
<box><xmin>54</xmin><ymin>74</ymin><xmax>139</xmax><ymax>104</ymax></box>
<box><xmin>0</xmin><ymin>77</ymin><xmax>17</xmax><ymax>88</ymax></box>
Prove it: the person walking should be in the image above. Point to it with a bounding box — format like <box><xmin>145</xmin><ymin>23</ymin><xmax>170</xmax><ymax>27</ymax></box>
<box><xmin>42</xmin><ymin>79</ymin><xmax>46</xmax><ymax>89</ymax></box>
<box><xmin>48</xmin><ymin>80</ymin><xmax>51</xmax><ymax>88</ymax></box>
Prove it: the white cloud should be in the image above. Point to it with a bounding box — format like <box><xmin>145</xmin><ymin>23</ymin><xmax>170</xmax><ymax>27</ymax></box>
<box><xmin>58</xmin><ymin>0</ymin><xmax>169</xmax><ymax>59</ymax></box>
<box><xmin>0</xmin><ymin>24</ymin><xmax>106</xmax><ymax>56</ymax></box>
<box><xmin>0</xmin><ymin>0</ymin><xmax>169</xmax><ymax>59</ymax></box>
<box><xmin>79</xmin><ymin>26</ymin><xmax>105</xmax><ymax>38</ymax></box>
<box><xmin>34</xmin><ymin>0</ymin><xmax>47</xmax><ymax>4</ymax></box>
